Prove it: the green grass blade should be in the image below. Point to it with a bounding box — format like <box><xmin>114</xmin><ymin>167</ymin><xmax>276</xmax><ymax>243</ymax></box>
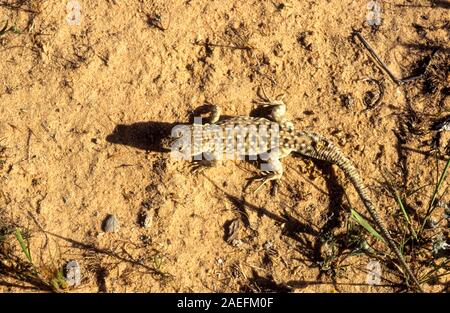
<box><xmin>51</xmin><ymin>268</ymin><xmax>68</xmax><ymax>290</ymax></box>
<box><xmin>9</xmin><ymin>26</ymin><xmax>21</xmax><ymax>34</ymax></box>
<box><xmin>14</xmin><ymin>228</ymin><xmax>33</xmax><ymax>264</ymax></box>
<box><xmin>351</xmin><ymin>209</ymin><xmax>386</xmax><ymax>244</ymax></box>
<box><xmin>421</xmin><ymin>158</ymin><xmax>450</xmax><ymax>232</ymax></box>
<box><xmin>395</xmin><ymin>191</ymin><xmax>418</xmax><ymax>240</ymax></box>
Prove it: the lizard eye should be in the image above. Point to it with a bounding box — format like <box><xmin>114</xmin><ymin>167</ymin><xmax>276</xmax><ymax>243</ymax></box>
<box><xmin>171</xmin><ymin>129</ymin><xmax>184</xmax><ymax>140</ymax></box>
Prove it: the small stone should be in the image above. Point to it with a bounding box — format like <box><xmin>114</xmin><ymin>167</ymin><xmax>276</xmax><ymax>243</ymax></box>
<box><xmin>103</xmin><ymin>214</ymin><xmax>119</xmax><ymax>233</ymax></box>
<box><xmin>140</xmin><ymin>235</ymin><xmax>151</xmax><ymax>244</ymax></box>
<box><xmin>263</xmin><ymin>240</ymin><xmax>273</xmax><ymax>251</ymax></box>
<box><xmin>65</xmin><ymin>260</ymin><xmax>81</xmax><ymax>287</ymax></box>
<box><xmin>339</xmin><ymin>94</ymin><xmax>353</xmax><ymax>108</ymax></box>
<box><xmin>297</xmin><ymin>31</ymin><xmax>313</xmax><ymax>51</ymax></box>
<box><xmin>231</xmin><ymin>239</ymin><xmax>243</xmax><ymax>247</ymax></box>
<box><xmin>138</xmin><ymin>209</ymin><xmax>153</xmax><ymax>228</ymax></box>
<box><xmin>433</xmin><ymin>117</ymin><xmax>450</xmax><ymax>132</ymax></box>
<box><xmin>225</xmin><ymin>219</ymin><xmax>241</xmax><ymax>244</ymax></box>
<box><xmin>426</xmin><ymin>218</ymin><xmax>438</xmax><ymax>229</ymax></box>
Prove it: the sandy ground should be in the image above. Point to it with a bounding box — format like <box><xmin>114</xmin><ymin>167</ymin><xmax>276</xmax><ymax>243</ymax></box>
<box><xmin>0</xmin><ymin>0</ymin><xmax>449</xmax><ymax>292</ymax></box>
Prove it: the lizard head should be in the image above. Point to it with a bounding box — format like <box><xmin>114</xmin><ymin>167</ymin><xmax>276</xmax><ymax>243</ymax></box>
<box><xmin>160</xmin><ymin>124</ymin><xmax>203</xmax><ymax>158</ymax></box>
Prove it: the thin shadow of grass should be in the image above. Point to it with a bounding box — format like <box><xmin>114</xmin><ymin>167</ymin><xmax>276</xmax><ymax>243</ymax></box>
<box><xmin>44</xmin><ymin>231</ymin><xmax>172</xmax><ymax>280</ymax></box>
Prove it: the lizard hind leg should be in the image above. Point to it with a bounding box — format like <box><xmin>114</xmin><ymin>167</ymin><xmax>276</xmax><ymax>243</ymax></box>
<box><xmin>248</xmin><ymin>157</ymin><xmax>283</xmax><ymax>193</ymax></box>
<box><xmin>190</xmin><ymin>155</ymin><xmax>221</xmax><ymax>174</ymax></box>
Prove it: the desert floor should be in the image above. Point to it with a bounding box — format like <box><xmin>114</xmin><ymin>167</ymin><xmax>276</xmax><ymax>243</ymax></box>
<box><xmin>0</xmin><ymin>0</ymin><xmax>449</xmax><ymax>292</ymax></box>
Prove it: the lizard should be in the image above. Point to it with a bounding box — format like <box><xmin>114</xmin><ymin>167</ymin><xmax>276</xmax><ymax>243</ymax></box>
<box><xmin>162</xmin><ymin>90</ymin><xmax>423</xmax><ymax>292</ymax></box>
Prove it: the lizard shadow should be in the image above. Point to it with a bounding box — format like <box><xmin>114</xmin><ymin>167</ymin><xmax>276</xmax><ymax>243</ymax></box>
<box><xmin>202</xmin><ymin>158</ymin><xmax>356</xmax><ymax>292</ymax></box>
<box><xmin>290</xmin><ymin>159</ymin><xmax>355</xmax><ymax>291</ymax></box>
<box><xmin>105</xmin><ymin>121</ymin><xmax>177</xmax><ymax>152</ymax></box>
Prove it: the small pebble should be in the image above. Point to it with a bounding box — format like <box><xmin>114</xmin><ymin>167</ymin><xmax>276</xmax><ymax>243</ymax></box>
<box><xmin>297</xmin><ymin>31</ymin><xmax>313</xmax><ymax>51</ymax></box>
<box><xmin>339</xmin><ymin>94</ymin><xmax>353</xmax><ymax>108</ymax></box>
<box><xmin>103</xmin><ymin>214</ymin><xmax>120</xmax><ymax>233</ymax></box>
<box><xmin>231</xmin><ymin>239</ymin><xmax>243</xmax><ymax>247</ymax></box>
<box><xmin>263</xmin><ymin>240</ymin><xmax>273</xmax><ymax>251</ymax></box>
<box><xmin>140</xmin><ymin>235</ymin><xmax>151</xmax><ymax>244</ymax></box>
<box><xmin>139</xmin><ymin>209</ymin><xmax>153</xmax><ymax>228</ymax></box>
<box><xmin>225</xmin><ymin>219</ymin><xmax>241</xmax><ymax>244</ymax></box>
<box><xmin>433</xmin><ymin>118</ymin><xmax>450</xmax><ymax>131</ymax></box>
<box><xmin>65</xmin><ymin>260</ymin><xmax>81</xmax><ymax>287</ymax></box>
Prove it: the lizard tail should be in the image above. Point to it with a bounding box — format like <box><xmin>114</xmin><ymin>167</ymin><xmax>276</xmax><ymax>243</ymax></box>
<box><xmin>296</xmin><ymin>131</ymin><xmax>423</xmax><ymax>292</ymax></box>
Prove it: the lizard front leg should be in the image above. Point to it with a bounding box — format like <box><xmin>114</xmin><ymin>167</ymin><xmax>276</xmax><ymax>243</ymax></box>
<box><xmin>189</xmin><ymin>104</ymin><xmax>222</xmax><ymax>173</ymax></box>
<box><xmin>254</xmin><ymin>88</ymin><xmax>294</xmax><ymax>129</ymax></box>
<box><xmin>193</xmin><ymin>104</ymin><xmax>222</xmax><ymax>124</ymax></box>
